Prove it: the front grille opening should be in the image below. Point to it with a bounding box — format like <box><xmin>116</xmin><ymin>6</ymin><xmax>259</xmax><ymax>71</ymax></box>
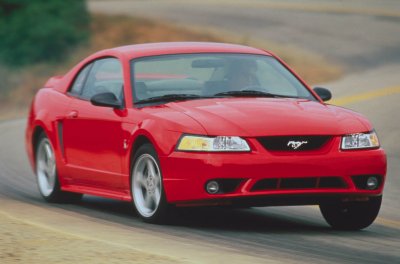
<box><xmin>219</xmin><ymin>179</ymin><xmax>243</xmax><ymax>193</ymax></box>
<box><xmin>257</xmin><ymin>135</ymin><xmax>331</xmax><ymax>151</ymax></box>
<box><xmin>351</xmin><ymin>175</ymin><xmax>382</xmax><ymax>190</ymax></box>
<box><xmin>319</xmin><ymin>177</ymin><xmax>346</xmax><ymax>188</ymax></box>
<box><xmin>251</xmin><ymin>176</ymin><xmax>346</xmax><ymax>192</ymax></box>
<box><xmin>252</xmin><ymin>179</ymin><xmax>279</xmax><ymax>191</ymax></box>
<box><xmin>281</xmin><ymin>177</ymin><xmax>317</xmax><ymax>189</ymax></box>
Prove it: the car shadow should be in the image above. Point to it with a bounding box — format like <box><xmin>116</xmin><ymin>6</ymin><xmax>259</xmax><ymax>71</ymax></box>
<box><xmin>70</xmin><ymin>195</ymin><xmax>336</xmax><ymax>234</ymax></box>
<box><xmin>11</xmin><ymin>188</ymin><xmax>395</xmax><ymax>237</ymax></box>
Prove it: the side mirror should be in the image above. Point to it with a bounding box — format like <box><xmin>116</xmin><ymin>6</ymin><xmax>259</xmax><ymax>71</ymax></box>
<box><xmin>90</xmin><ymin>92</ymin><xmax>123</xmax><ymax>109</ymax></box>
<box><xmin>313</xmin><ymin>87</ymin><xmax>332</xmax><ymax>102</ymax></box>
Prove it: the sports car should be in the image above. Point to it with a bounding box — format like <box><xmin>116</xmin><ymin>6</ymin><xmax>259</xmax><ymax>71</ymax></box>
<box><xmin>26</xmin><ymin>42</ymin><xmax>386</xmax><ymax>229</ymax></box>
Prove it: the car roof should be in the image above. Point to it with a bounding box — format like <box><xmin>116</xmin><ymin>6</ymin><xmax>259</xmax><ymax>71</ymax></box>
<box><xmin>100</xmin><ymin>42</ymin><xmax>272</xmax><ymax>59</ymax></box>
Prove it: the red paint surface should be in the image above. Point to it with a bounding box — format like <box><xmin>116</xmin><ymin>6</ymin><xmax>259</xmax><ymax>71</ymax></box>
<box><xmin>25</xmin><ymin>42</ymin><xmax>386</xmax><ymax>205</ymax></box>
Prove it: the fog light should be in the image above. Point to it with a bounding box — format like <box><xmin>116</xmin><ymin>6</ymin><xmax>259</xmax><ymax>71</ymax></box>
<box><xmin>206</xmin><ymin>181</ymin><xmax>219</xmax><ymax>194</ymax></box>
<box><xmin>366</xmin><ymin>176</ymin><xmax>378</xmax><ymax>190</ymax></box>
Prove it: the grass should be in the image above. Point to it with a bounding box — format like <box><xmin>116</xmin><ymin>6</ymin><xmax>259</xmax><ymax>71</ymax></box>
<box><xmin>0</xmin><ymin>14</ymin><xmax>342</xmax><ymax>120</ymax></box>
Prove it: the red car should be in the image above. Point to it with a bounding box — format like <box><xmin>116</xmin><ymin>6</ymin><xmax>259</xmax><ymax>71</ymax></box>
<box><xmin>26</xmin><ymin>42</ymin><xmax>386</xmax><ymax>229</ymax></box>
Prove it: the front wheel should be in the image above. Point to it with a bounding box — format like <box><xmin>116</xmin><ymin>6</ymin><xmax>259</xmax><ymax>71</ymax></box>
<box><xmin>319</xmin><ymin>196</ymin><xmax>382</xmax><ymax>230</ymax></box>
<box><xmin>35</xmin><ymin>133</ymin><xmax>82</xmax><ymax>203</ymax></box>
<box><xmin>131</xmin><ymin>143</ymin><xmax>169</xmax><ymax>223</ymax></box>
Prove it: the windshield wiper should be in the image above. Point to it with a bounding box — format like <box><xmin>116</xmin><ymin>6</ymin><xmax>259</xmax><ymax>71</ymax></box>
<box><xmin>136</xmin><ymin>90</ymin><xmax>299</xmax><ymax>105</ymax></box>
<box><xmin>214</xmin><ymin>90</ymin><xmax>299</xmax><ymax>98</ymax></box>
<box><xmin>136</xmin><ymin>94</ymin><xmax>206</xmax><ymax>104</ymax></box>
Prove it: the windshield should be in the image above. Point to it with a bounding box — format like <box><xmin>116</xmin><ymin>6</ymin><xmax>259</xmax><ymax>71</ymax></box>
<box><xmin>130</xmin><ymin>53</ymin><xmax>316</xmax><ymax>104</ymax></box>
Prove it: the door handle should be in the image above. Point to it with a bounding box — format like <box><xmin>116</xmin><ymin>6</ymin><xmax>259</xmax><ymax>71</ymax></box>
<box><xmin>67</xmin><ymin>110</ymin><xmax>79</xmax><ymax>119</ymax></box>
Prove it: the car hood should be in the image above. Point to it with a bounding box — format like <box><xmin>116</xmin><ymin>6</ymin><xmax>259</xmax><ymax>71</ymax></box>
<box><xmin>143</xmin><ymin>98</ymin><xmax>371</xmax><ymax>136</ymax></box>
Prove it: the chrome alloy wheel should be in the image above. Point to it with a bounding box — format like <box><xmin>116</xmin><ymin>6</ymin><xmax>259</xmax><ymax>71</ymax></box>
<box><xmin>132</xmin><ymin>154</ymin><xmax>162</xmax><ymax>218</ymax></box>
<box><xmin>36</xmin><ymin>138</ymin><xmax>56</xmax><ymax>197</ymax></box>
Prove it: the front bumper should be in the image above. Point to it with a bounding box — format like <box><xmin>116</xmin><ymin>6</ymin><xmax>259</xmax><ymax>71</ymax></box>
<box><xmin>160</xmin><ymin>137</ymin><xmax>387</xmax><ymax>205</ymax></box>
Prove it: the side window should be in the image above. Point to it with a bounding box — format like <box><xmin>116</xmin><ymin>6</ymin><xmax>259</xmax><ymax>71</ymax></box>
<box><xmin>69</xmin><ymin>63</ymin><xmax>92</xmax><ymax>95</ymax></box>
<box><xmin>81</xmin><ymin>58</ymin><xmax>123</xmax><ymax>101</ymax></box>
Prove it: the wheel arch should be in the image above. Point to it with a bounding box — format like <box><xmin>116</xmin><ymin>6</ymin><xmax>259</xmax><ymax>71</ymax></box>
<box><xmin>127</xmin><ymin>133</ymin><xmax>155</xmax><ymax>200</ymax></box>
<box><xmin>31</xmin><ymin>125</ymin><xmax>46</xmax><ymax>168</ymax></box>
<box><xmin>32</xmin><ymin>125</ymin><xmax>45</xmax><ymax>148</ymax></box>
<box><xmin>129</xmin><ymin>134</ymin><xmax>153</xmax><ymax>173</ymax></box>
<box><xmin>125</xmin><ymin>124</ymin><xmax>182</xmax><ymax>202</ymax></box>
<box><xmin>30</xmin><ymin>120</ymin><xmax>56</xmax><ymax>171</ymax></box>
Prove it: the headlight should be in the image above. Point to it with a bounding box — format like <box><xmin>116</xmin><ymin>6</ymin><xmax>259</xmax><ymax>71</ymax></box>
<box><xmin>341</xmin><ymin>131</ymin><xmax>380</xmax><ymax>150</ymax></box>
<box><xmin>177</xmin><ymin>135</ymin><xmax>250</xmax><ymax>152</ymax></box>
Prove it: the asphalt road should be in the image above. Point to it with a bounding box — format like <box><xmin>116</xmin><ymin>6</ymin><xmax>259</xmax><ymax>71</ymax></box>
<box><xmin>1</xmin><ymin>0</ymin><xmax>400</xmax><ymax>263</ymax></box>
<box><xmin>0</xmin><ymin>117</ymin><xmax>399</xmax><ymax>263</ymax></box>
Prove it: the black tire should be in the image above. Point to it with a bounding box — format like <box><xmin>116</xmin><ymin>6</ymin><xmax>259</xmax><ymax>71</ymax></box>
<box><xmin>35</xmin><ymin>132</ymin><xmax>82</xmax><ymax>203</ymax></box>
<box><xmin>131</xmin><ymin>143</ymin><xmax>170</xmax><ymax>224</ymax></box>
<box><xmin>319</xmin><ymin>196</ymin><xmax>382</xmax><ymax>230</ymax></box>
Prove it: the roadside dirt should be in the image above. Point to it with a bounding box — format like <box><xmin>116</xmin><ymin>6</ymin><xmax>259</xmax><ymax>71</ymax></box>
<box><xmin>0</xmin><ymin>195</ymin><xmax>275</xmax><ymax>264</ymax></box>
<box><xmin>0</xmin><ymin>211</ymin><xmax>181</xmax><ymax>264</ymax></box>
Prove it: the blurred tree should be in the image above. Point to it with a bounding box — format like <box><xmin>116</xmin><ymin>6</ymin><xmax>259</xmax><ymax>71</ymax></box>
<box><xmin>0</xmin><ymin>0</ymin><xmax>90</xmax><ymax>66</ymax></box>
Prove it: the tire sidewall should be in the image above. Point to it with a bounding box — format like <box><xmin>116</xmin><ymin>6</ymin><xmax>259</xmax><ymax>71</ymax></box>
<box><xmin>131</xmin><ymin>143</ymin><xmax>168</xmax><ymax>223</ymax></box>
<box><xmin>35</xmin><ymin>133</ymin><xmax>61</xmax><ymax>201</ymax></box>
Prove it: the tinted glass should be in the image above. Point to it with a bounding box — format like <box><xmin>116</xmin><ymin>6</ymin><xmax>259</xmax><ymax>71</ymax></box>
<box><xmin>131</xmin><ymin>53</ymin><xmax>315</xmax><ymax>102</ymax></box>
<box><xmin>81</xmin><ymin>58</ymin><xmax>123</xmax><ymax>100</ymax></box>
<box><xmin>70</xmin><ymin>63</ymin><xmax>92</xmax><ymax>95</ymax></box>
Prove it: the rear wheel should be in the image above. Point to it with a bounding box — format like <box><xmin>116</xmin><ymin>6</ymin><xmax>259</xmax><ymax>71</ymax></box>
<box><xmin>35</xmin><ymin>133</ymin><xmax>82</xmax><ymax>203</ymax></box>
<box><xmin>319</xmin><ymin>196</ymin><xmax>382</xmax><ymax>230</ymax></box>
<box><xmin>131</xmin><ymin>143</ymin><xmax>169</xmax><ymax>223</ymax></box>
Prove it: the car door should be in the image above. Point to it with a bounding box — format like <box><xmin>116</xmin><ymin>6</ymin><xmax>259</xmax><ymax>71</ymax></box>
<box><xmin>63</xmin><ymin>57</ymin><xmax>125</xmax><ymax>191</ymax></box>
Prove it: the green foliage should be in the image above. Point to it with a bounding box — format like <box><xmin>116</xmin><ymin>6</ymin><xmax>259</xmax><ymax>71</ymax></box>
<box><xmin>0</xmin><ymin>0</ymin><xmax>90</xmax><ymax>66</ymax></box>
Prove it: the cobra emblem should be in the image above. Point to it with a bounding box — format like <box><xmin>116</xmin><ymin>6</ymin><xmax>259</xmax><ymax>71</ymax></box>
<box><xmin>287</xmin><ymin>140</ymin><xmax>308</xmax><ymax>150</ymax></box>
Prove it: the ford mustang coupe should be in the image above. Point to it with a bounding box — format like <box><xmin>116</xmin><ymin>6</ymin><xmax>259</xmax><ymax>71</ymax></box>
<box><xmin>26</xmin><ymin>42</ymin><xmax>386</xmax><ymax>229</ymax></box>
